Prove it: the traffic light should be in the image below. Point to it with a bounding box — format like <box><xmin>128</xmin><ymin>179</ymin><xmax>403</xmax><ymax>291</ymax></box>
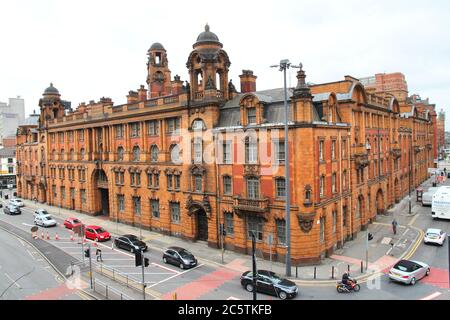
<box><xmin>368</xmin><ymin>233</ymin><xmax>374</xmax><ymax>241</ymax></box>
<box><xmin>84</xmin><ymin>248</ymin><xmax>90</xmax><ymax>258</ymax></box>
<box><xmin>135</xmin><ymin>250</ymin><xmax>142</xmax><ymax>267</ymax></box>
<box><xmin>144</xmin><ymin>257</ymin><xmax>150</xmax><ymax>267</ymax></box>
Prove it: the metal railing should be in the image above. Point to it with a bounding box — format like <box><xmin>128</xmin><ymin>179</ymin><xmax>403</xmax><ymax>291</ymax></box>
<box><xmin>92</xmin><ymin>278</ymin><xmax>134</xmax><ymax>300</ymax></box>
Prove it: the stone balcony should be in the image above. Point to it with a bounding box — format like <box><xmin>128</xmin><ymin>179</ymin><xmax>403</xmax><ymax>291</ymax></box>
<box><xmin>233</xmin><ymin>196</ymin><xmax>269</xmax><ymax>214</ymax></box>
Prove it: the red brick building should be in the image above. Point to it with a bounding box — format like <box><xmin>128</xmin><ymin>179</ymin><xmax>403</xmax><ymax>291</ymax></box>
<box><xmin>16</xmin><ymin>25</ymin><xmax>436</xmax><ymax>264</ymax></box>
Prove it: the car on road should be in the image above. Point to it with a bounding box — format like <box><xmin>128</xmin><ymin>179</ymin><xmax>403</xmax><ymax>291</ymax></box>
<box><xmin>424</xmin><ymin>228</ymin><xmax>447</xmax><ymax>246</ymax></box>
<box><xmin>34</xmin><ymin>209</ymin><xmax>50</xmax><ymax>217</ymax></box>
<box><xmin>9</xmin><ymin>199</ymin><xmax>24</xmax><ymax>207</ymax></box>
<box><xmin>64</xmin><ymin>217</ymin><xmax>83</xmax><ymax>230</ymax></box>
<box><xmin>34</xmin><ymin>214</ymin><xmax>57</xmax><ymax>228</ymax></box>
<box><xmin>114</xmin><ymin>234</ymin><xmax>148</xmax><ymax>253</ymax></box>
<box><xmin>85</xmin><ymin>225</ymin><xmax>111</xmax><ymax>242</ymax></box>
<box><xmin>240</xmin><ymin>270</ymin><xmax>298</xmax><ymax>300</ymax></box>
<box><xmin>388</xmin><ymin>259</ymin><xmax>430</xmax><ymax>285</ymax></box>
<box><xmin>162</xmin><ymin>247</ymin><xmax>198</xmax><ymax>269</ymax></box>
<box><xmin>4</xmin><ymin>204</ymin><xmax>21</xmax><ymax>215</ymax></box>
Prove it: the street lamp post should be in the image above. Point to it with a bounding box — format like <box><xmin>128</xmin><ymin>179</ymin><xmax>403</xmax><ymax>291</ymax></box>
<box><xmin>365</xmin><ymin>141</ymin><xmax>371</xmax><ymax>271</ymax></box>
<box><xmin>409</xmin><ymin>136</ymin><xmax>412</xmax><ymax>214</ymax></box>
<box><xmin>271</xmin><ymin>59</ymin><xmax>300</xmax><ymax>277</ymax></box>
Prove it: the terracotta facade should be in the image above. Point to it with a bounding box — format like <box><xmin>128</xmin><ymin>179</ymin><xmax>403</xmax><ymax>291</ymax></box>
<box><xmin>16</xmin><ymin>26</ymin><xmax>437</xmax><ymax>265</ymax></box>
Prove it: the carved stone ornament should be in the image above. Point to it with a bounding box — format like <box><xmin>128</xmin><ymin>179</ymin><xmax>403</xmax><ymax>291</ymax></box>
<box><xmin>355</xmin><ymin>154</ymin><xmax>369</xmax><ymax>168</ymax></box>
<box><xmin>244</xmin><ymin>164</ymin><xmax>260</xmax><ymax>177</ymax></box>
<box><xmin>297</xmin><ymin>213</ymin><xmax>316</xmax><ymax>233</ymax></box>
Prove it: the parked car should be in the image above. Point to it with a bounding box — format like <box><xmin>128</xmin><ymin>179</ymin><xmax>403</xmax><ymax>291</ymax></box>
<box><xmin>9</xmin><ymin>199</ymin><xmax>24</xmax><ymax>207</ymax></box>
<box><xmin>162</xmin><ymin>247</ymin><xmax>197</xmax><ymax>269</ymax></box>
<box><xmin>34</xmin><ymin>214</ymin><xmax>57</xmax><ymax>227</ymax></box>
<box><xmin>114</xmin><ymin>234</ymin><xmax>147</xmax><ymax>253</ymax></box>
<box><xmin>424</xmin><ymin>228</ymin><xmax>447</xmax><ymax>246</ymax></box>
<box><xmin>422</xmin><ymin>187</ymin><xmax>439</xmax><ymax>206</ymax></box>
<box><xmin>64</xmin><ymin>217</ymin><xmax>83</xmax><ymax>230</ymax></box>
<box><xmin>34</xmin><ymin>209</ymin><xmax>50</xmax><ymax>217</ymax></box>
<box><xmin>4</xmin><ymin>204</ymin><xmax>21</xmax><ymax>215</ymax></box>
<box><xmin>240</xmin><ymin>270</ymin><xmax>298</xmax><ymax>300</ymax></box>
<box><xmin>85</xmin><ymin>225</ymin><xmax>110</xmax><ymax>242</ymax></box>
<box><xmin>388</xmin><ymin>259</ymin><xmax>430</xmax><ymax>285</ymax></box>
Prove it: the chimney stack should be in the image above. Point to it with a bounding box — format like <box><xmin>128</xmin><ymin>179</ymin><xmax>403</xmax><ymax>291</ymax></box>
<box><xmin>138</xmin><ymin>85</ymin><xmax>147</xmax><ymax>101</ymax></box>
<box><xmin>239</xmin><ymin>70</ymin><xmax>257</xmax><ymax>93</ymax></box>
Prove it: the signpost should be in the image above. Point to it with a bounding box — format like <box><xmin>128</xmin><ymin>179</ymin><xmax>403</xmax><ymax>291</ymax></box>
<box><xmin>267</xmin><ymin>233</ymin><xmax>273</xmax><ymax>272</ymax></box>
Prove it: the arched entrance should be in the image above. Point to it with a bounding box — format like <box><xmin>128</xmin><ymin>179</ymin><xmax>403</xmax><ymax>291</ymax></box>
<box><xmin>197</xmin><ymin>209</ymin><xmax>209</xmax><ymax>241</ymax></box>
<box><xmin>376</xmin><ymin>189</ymin><xmax>385</xmax><ymax>215</ymax></box>
<box><xmin>92</xmin><ymin>169</ymin><xmax>109</xmax><ymax>216</ymax></box>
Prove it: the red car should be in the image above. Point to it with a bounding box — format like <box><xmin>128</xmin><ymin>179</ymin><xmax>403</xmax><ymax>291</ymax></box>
<box><xmin>64</xmin><ymin>217</ymin><xmax>83</xmax><ymax>230</ymax></box>
<box><xmin>85</xmin><ymin>225</ymin><xmax>111</xmax><ymax>242</ymax></box>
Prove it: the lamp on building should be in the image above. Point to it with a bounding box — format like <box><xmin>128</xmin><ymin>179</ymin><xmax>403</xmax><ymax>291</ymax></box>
<box><xmin>271</xmin><ymin>59</ymin><xmax>301</xmax><ymax>277</ymax></box>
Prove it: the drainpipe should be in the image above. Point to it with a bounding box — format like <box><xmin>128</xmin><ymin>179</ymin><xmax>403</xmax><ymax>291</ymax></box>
<box><xmin>214</xmin><ymin>132</ymin><xmax>222</xmax><ymax>251</ymax></box>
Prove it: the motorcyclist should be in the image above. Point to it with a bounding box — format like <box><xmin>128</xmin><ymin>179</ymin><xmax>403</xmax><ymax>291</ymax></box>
<box><xmin>341</xmin><ymin>272</ymin><xmax>354</xmax><ymax>289</ymax></box>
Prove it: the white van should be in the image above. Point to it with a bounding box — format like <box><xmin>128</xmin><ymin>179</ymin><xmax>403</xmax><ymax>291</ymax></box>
<box><xmin>422</xmin><ymin>187</ymin><xmax>440</xmax><ymax>206</ymax></box>
<box><xmin>431</xmin><ymin>186</ymin><xmax>450</xmax><ymax>220</ymax></box>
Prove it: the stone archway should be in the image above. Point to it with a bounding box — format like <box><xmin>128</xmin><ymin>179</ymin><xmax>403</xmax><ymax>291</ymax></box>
<box><xmin>92</xmin><ymin>169</ymin><xmax>109</xmax><ymax>216</ymax></box>
<box><xmin>376</xmin><ymin>189</ymin><xmax>385</xmax><ymax>215</ymax></box>
<box><xmin>186</xmin><ymin>197</ymin><xmax>210</xmax><ymax>242</ymax></box>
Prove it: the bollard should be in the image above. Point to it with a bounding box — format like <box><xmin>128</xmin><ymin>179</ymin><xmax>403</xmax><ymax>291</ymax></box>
<box><xmin>295</xmin><ymin>266</ymin><xmax>298</xmax><ymax>278</ymax></box>
<box><xmin>173</xmin><ymin>292</ymin><xmax>177</xmax><ymax>300</ymax></box>
<box><xmin>332</xmin><ymin>266</ymin><xmax>335</xmax><ymax>279</ymax></box>
<box><xmin>348</xmin><ymin>264</ymin><xmax>351</xmax><ymax>274</ymax></box>
<box><xmin>106</xmin><ymin>285</ymin><xmax>109</xmax><ymax>299</ymax></box>
<box><xmin>314</xmin><ymin>267</ymin><xmax>317</xmax><ymax>279</ymax></box>
<box><xmin>361</xmin><ymin>261</ymin><xmax>364</xmax><ymax>273</ymax></box>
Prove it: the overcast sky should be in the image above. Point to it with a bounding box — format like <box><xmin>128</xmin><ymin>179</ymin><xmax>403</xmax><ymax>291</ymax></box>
<box><xmin>1</xmin><ymin>0</ymin><xmax>450</xmax><ymax>128</ymax></box>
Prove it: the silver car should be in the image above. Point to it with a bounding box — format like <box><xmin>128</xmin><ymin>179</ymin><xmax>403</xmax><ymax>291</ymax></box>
<box><xmin>34</xmin><ymin>214</ymin><xmax>57</xmax><ymax>227</ymax></box>
<box><xmin>388</xmin><ymin>260</ymin><xmax>430</xmax><ymax>285</ymax></box>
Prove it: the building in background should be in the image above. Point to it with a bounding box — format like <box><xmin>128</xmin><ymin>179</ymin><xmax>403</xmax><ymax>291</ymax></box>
<box><xmin>360</xmin><ymin>73</ymin><xmax>409</xmax><ymax>102</ymax></box>
<box><xmin>437</xmin><ymin>109</ymin><xmax>446</xmax><ymax>157</ymax></box>
<box><xmin>0</xmin><ymin>96</ymin><xmax>25</xmax><ymax>145</ymax></box>
<box><xmin>0</xmin><ymin>147</ymin><xmax>16</xmax><ymax>189</ymax></box>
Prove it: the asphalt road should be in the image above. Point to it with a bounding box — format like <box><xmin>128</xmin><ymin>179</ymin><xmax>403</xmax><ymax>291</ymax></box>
<box><xmin>0</xmin><ymin>198</ymin><xmax>449</xmax><ymax>300</ymax></box>
<box><xmin>0</xmin><ymin>227</ymin><xmax>83</xmax><ymax>300</ymax></box>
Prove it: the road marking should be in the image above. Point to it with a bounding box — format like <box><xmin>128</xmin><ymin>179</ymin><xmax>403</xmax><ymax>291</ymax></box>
<box><xmin>151</xmin><ymin>262</ymin><xmax>180</xmax><ymax>274</ymax></box>
<box><xmin>22</xmin><ymin>223</ymin><xmax>35</xmax><ymax>227</ymax></box>
<box><xmin>408</xmin><ymin>213</ymin><xmax>420</xmax><ymax>226</ymax></box>
<box><xmin>227</xmin><ymin>296</ymin><xmax>240</xmax><ymax>300</ymax></box>
<box><xmin>4</xmin><ymin>273</ymin><xmax>21</xmax><ymax>288</ymax></box>
<box><xmin>147</xmin><ymin>264</ymin><xmax>204</xmax><ymax>288</ymax></box>
<box><xmin>26</xmin><ymin>249</ymin><xmax>37</xmax><ymax>260</ymax></box>
<box><xmin>120</xmin><ymin>272</ymin><xmax>174</xmax><ymax>275</ymax></box>
<box><xmin>421</xmin><ymin>292</ymin><xmax>442</xmax><ymax>300</ymax></box>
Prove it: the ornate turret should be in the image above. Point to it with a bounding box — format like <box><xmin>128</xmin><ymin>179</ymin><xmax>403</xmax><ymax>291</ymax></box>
<box><xmin>147</xmin><ymin>42</ymin><xmax>172</xmax><ymax>98</ymax></box>
<box><xmin>292</xmin><ymin>63</ymin><xmax>311</xmax><ymax>99</ymax></box>
<box><xmin>39</xmin><ymin>83</ymin><xmax>65</xmax><ymax>128</ymax></box>
<box><xmin>186</xmin><ymin>24</ymin><xmax>231</xmax><ymax>102</ymax></box>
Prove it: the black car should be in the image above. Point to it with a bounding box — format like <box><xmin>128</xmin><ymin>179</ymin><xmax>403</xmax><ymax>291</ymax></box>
<box><xmin>4</xmin><ymin>204</ymin><xmax>21</xmax><ymax>215</ymax></box>
<box><xmin>114</xmin><ymin>234</ymin><xmax>148</xmax><ymax>253</ymax></box>
<box><xmin>240</xmin><ymin>270</ymin><xmax>298</xmax><ymax>300</ymax></box>
<box><xmin>162</xmin><ymin>246</ymin><xmax>198</xmax><ymax>269</ymax></box>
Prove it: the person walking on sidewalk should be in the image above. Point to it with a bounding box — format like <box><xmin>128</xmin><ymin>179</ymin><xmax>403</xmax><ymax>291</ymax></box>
<box><xmin>392</xmin><ymin>219</ymin><xmax>398</xmax><ymax>235</ymax></box>
<box><xmin>96</xmin><ymin>248</ymin><xmax>103</xmax><ymax>262</ymax></box>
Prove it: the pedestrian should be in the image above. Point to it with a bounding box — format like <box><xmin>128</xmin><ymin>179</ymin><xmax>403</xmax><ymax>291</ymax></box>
<box><xmin>392</xmin><ymin>219</ymin><xmax>398</xmax><ymax>235</ymax></box>
<box><xmin>96</xmin><ymin>248</ymin><xmax>103</xmax><ymax>262</ymax></box>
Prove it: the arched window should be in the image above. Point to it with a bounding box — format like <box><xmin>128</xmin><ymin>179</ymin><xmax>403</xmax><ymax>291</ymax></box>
<box><xmin>170</xmin><ymin>144</ymin><xmax>181</xmax><ymax>163</ymax></box>
<box><xmin>80</xmin><ymin>148</ymin><xmax>85</xmax><ymax>160</ymax></box>
<box><xmin>117</xmin><ymin>147</ymin><xmax>124</xmax><ymax>161</ymax></box>
<box><xmin>60</xmin><ymin>149</ymin><xmax>65</xmax><ymax>161</ymax></box>
<box><xmin>193</xmin><ymin>137</ymin><xmax>202</xmax><ymax>164</ymax></box>
<box><xmin>132</xmin><ymin>146</ymin><xmax>141</xmax><ymax>162</ymax></box>
<box><xmin>150</xmin><ymin>145</ymin><xmax>159</xmax><ymax>162</ymax></box>
<box><xmin>192</xmin><ymin>119</ymin><xmax>206</xmax><ymax>131</ymax></box>
<box><xmin>69</xmin><ymin>149</ymin><xmax>74</xmax><ymax>161</ymax></box>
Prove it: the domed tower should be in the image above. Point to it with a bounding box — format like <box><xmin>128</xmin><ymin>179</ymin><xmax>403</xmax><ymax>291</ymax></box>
<box><xmin>38</xmin><ymin>83</ymin><xmax>65</xmax><ymax>128</ymax></box>
<box><xmin>186</xmin><ymin>24</ymin><xmax>231</xmax><ymax>101</ymax></box>
<box><xmin>147</xmin><ymin>42</ymin><xmax>172</xmax><ymax>98</ymax></box>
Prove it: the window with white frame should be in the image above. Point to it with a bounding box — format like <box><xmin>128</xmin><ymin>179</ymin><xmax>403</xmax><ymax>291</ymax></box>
<box><xmin>151</xmin><ymin>199</ymin><xmax>159</xmax><ymax>218</ymax></box>
<box><xmin>223</xmin><ymin>176</ymin><xmax>232</xmax><ymax>195</ymax></box>
<box><xmin>245</xmin><ymin>137</ymin><xmax>258</xmax><ymax>164</ymax></box>
<box><xmin>276</xmin><ymin>219</ymin><xmax>286</xmax><ymax>245</ymax></box>
<box><xmin>275</xmin><ymin>177</ymin><xmax>286</xmax><ymax>198</ymax></box>
<box><xmin>247</xmin><ymin>108</ymin><xmax>257</xmax><ymax>125</ymax></box>
<box><xmin>223</xmin><ymin>141</ymin><xmax>232</xmax><ymax>164</ymax></box>
<box><xmin>246</xmin><ymin>177</ymin><xmax>260</xmax><ymax>199</ymax></box>
<box><xmin>320</xmin><ymin>175</ymin><xmax>325</xmax><ymax>198</ymax></box>
<box><xmin>150</xmin><ymin>145</ymin><xmax>159</xmax><ymax>162</ymax></box>
<box><xmin>170</xmin><ymin>202</ymin><xmax>180</xmax><ymax>224</ymax></box>
<box><xmin>319</xmin><ymin>140</ymin><xmax>324</xmax><ymax>161</ymax></box>
<box><xmin>274</xmin><ymin>140</ymin><xmax>285</xmax><ymax>164</ymax></box>
<box><xmin>193</xmin><ymin>138</ymin><xmax>202</xmax><ymax>163</ymax></box>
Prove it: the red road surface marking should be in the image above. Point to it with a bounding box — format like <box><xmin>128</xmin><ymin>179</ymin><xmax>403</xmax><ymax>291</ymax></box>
<box><xmin>163</xmin><ymin>268</ymin><xmax>240</xmax><ymax>300</ymax></box>
<box><xmin>421</xmin><ymin>267</ymin><xmax>449</xmax><ymax>289</ymax></box>
<box><xmin>24</xmin><ymin>284</ymin><xmax>77</xmax><ymax>300</ymax></box>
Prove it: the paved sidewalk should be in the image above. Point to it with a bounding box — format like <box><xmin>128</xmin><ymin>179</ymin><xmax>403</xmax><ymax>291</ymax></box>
<box><xmin>11</xmin><ymin>195</ymin><xmax>423</xmax><ymax>283</ymax></box>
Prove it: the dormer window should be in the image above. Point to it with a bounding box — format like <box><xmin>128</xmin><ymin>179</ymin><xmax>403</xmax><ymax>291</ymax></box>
<box><xmin>247</xmin><ymin>108</ymin><xmax>257</xmax><ymax>125</ymax></box>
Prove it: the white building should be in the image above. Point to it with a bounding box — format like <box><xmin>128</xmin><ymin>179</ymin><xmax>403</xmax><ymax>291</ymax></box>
<box><xmin>0</xmin><ymin>96</ymin><xmax>25</xmax><ymax>142</ymax></box>
<box><xmin>0</xmin><ymin>147</ymin><xmax>16</xmax><ymax>189</ymax></box>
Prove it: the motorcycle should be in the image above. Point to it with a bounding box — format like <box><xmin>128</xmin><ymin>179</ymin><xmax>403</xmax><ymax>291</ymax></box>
<box><xmin>336</xmin><ymin>278</ymin><xmax>360</xmax><ymax>293</ymax></box>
